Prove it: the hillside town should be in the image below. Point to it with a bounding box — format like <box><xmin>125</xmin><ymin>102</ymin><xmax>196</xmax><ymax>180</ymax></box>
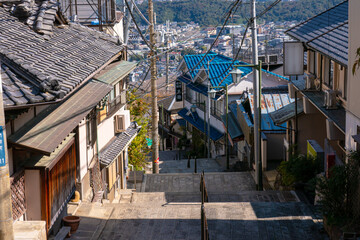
<box><xmin>0</xmin><ymin>0</ymin><xmax>359</xmax><ymax>240</ymax></box>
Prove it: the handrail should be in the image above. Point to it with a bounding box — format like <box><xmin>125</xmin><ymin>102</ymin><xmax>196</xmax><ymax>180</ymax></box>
<box><xmin>200</xmin><ymin>171</ymin><xmax>210</xmax><ymax>240</ymax></box>
<box><xmin>200</xmin><ymin>171</ymin><xmax>209</xmax><ymax>204</ymax></box>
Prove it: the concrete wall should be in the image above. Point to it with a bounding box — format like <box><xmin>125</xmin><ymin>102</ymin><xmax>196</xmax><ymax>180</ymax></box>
<box><xmin>97</xmin><ymin>106</ymin><xmax>130</xmax><ymax>151</ymax></box>
<box><xmin>346</xmin><ymin>0</ymin><xmax>360</xmax><ymax>151</ymax></box>
<box><xmin>348</xmin><ymin>0</ymin><xmax>360</xmax><ymax>118</ymax></box>
<box><xmin>346</xmin><ymin>111</ymin><xmax>360</xmax><ymax>151</ymax></box>
<box><xmin>290</xmin><ymin>112</ymin><xmax>327</xmax><ymax>155</ymax></box>
<box><xmin>78</xmin><ymin>118</ymin><xmax>88</xmax><ymax>180</ymax></box>
<box><xmin>266</xmin><ymin>133</ymin><xmax>285</xmax><ymax>160</ymax></box>
<box><xmin>25</xmin><ymin>170</ymin><xmax>41</xmax><ymax>221</ymax></box>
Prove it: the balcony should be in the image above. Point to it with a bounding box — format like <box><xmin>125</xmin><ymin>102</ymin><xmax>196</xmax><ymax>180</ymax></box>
<box><xmin>107</xmin><ymin>91</ymin><xmax>126</xmax><ymax>117</ymax></box>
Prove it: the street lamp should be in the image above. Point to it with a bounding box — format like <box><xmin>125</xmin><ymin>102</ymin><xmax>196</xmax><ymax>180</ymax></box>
<box><xmin>229</xmin><ymin>67</ymin><xmax>243</xmax><ymax>84</ymax></box>
<box><xmin>233</xmin><ymin>61</ymin><xmax>263</xmax><ymax>191</ymax></box>
<box><xmin>208</xmin><ymin>84</ymin><xmax>229</xmax><ymax>169</ymax></box>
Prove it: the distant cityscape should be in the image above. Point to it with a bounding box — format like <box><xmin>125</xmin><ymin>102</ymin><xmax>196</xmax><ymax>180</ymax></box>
<box><xmin>128</xmin><ymin>20</ymin><xmax>298</xmax><ymax>89</ymax></box>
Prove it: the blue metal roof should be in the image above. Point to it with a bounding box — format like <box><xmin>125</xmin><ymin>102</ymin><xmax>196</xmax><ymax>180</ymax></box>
<box><xmin>176</xmin><ymin>119</ymin><xmax>186</xmax><ymax>128</ymax></box>
<box><xmin>178</xmin><ymin>108</ymin><xmax>224</xmax><ymax>142</ymax></box>
<box><xmin>182</xmin><ymin>52</ymin><xmax>288</xmax><ymax>88</ymax></box>
<box><xmin>286</xmin><ymin>0</ymin><xmax>348</xmax><ymax>65</ymax></box>
<box><xmin>246</xmin><ymin>92</ymin><xmax>291</xmax><ymax>132</ymax></box>
<box><xmin>221</xmin><ymin>110</ymin><xmax>244</xmax><ymax>140</ymax></box>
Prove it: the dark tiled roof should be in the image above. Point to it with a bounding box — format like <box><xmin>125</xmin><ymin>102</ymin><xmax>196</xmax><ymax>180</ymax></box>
<box><xmin>99</xmin><ymin>126</ymin><xmax>139</xmax><ymax>166</ymax></box>
<box><xmin>269</xmin><ymin>100</ymin><xmax>304</xmax><ymax>125</ymax></box>
<box><xmin>286</xmin><ymin>0</ymin><xmax>348</xmax><ymax>65</ymax></box>
<box><xmin>1</xmin><ymin>63</ymin><xmax>56</xmax><ymax>106</ymax></box>
<box><xmin>158</xmin><ymin>95</ymin><xmax>183</xmax><ymax>112</ymax></box>
<box><xmin>8</xmin><ymin>80</ymin><xmax>112</xmax><ymax>154</ymax></box>
<box><xmin>0</xmin><ymin>6</ymin><xmax>123</xmax><ymax>107</ymax></box>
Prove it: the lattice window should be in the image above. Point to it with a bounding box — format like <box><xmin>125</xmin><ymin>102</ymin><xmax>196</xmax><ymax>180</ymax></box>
<box><xmin>10</xmin><ymin>170</ymin><xmax>26</xmax><ymax>220</ymax></box>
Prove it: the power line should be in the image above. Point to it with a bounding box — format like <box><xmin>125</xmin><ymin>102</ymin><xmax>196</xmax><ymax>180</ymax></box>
<box><xmin>124</xmin><ymin>0</ymin><xmax>153</xmax><ymax>50</ymax></box>
<box><xmin>130</xmin><ymin>0</ymin><xmax>151</xmax><ymax>25</ymax></box>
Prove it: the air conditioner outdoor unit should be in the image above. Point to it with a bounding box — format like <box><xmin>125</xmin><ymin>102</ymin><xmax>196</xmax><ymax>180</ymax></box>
<box><xmin>324</xmin><ymin>89</ymin><xmax>337</xmax><ymax>109</ymax></box>
<box><xmin>115</xmin><ymin>115</ymin><xmax>126</xmax><ymax>133</ymax></box>
<box><xmin>305</xmin><ymin>73</ymin><xmax>316</xmax><ymax>90</ymax></box>
<box><xmin>268</xmin><ymin>55</ymin><xmax>278</xmax><ymax>63</ymax></box>
<box><xmin>258</xmin><ymin>56</ymin><xmax>266</xmax><ymax>63</ymax></box>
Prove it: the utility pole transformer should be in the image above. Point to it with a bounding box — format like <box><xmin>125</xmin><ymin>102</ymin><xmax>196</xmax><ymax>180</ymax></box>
<box><xmin>0</xmin><ymin>60</ymin><xmax>14</xmax><ymax>239</ymax></box>
<box><xmin>251</xmin><ymin>0</ymin><xmax>262</xmax><ymax>190</ymax></box>
<box><xmin>149</xmin><ymin>0</ymin><xmax>159</xmax><ymax>173</ymax></box>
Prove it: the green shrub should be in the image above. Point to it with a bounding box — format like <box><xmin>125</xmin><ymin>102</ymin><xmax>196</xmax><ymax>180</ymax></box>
<box><xmin>316</xmin><ymin>152</ymin><xmax>360</xmax><ymax>228</ymax></box>
<box><xmin>277</xmin><ymin>154</ymin><xmax>322</xmax><ymax>187</ymax></box>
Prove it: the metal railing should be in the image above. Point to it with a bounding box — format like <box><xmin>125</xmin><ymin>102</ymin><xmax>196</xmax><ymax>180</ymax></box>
<box><xmin>200</xmin><ymin>171</ymin><xmax>209</xmax><ymax>240</ymax></box>
<box><xmin>107</xmin><ymin>91</ymin><xmax>126</xmax><ymax>116</ymax></box>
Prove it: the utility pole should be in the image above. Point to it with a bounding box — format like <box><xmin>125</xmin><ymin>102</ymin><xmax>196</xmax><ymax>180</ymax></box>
<box><xmin>149</xmin><ymin>0</ymin><xmax>159</xmax><ymax>173</ymax></box>
<box><xmin>251</xmin><ymin>0</ymin><xmax>262</xmax><ymax>190</ymax></box>
<box><xmin>0</xmin><ymin>60</ymin><xmax>14</xmax><ymax>239</ymax></box>
<box><xmin>165</xmin><ymin>26</ymin><xmax>169</xmax><ymax>92</ymax></box>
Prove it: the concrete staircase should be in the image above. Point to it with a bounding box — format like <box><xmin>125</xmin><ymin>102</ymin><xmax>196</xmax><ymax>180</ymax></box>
<box><xmin>70</xmin><ymin>158</ymin><xmax>327</xmax><ymax>240</ymax></box>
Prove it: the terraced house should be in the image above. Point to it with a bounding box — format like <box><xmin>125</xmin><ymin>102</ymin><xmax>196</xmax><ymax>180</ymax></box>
<box><xmin>0</xmin><ymin>0</ymin><xmax>138</xmax><ymax>234</ymax></box>
<box><xmin>176</xmin><ymin>52</ymin><xmax>288</xmax><ymax>163</ymax></box>
<box><xmin>271</xmin><ymin>0</ymin><xmax>348</xmax><ymax>167</ymax></box>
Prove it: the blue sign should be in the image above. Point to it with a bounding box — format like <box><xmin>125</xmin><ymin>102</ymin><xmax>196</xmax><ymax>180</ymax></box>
<box><xmin>0</xmin><ymin>126</ymin><xmax>5</xmax><ymax>167</ymax></box>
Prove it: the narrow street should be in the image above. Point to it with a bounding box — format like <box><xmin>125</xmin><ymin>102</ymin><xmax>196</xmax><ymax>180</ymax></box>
<box><xmin>69</xmin><ymin>154</ymin><xmax>327</xmax><ymax>240</ymax></box>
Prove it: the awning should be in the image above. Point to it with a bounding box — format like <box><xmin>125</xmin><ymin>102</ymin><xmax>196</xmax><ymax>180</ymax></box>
<box><xmin>352</xmin><ymin>134</ymin><xmax>360</xmax><ymax>144</ymax></box>
<box><xmin>177</xmin><ymin>108</ymin><xmax>223</xmax><ymax>142</ymax></box>
<box><xmin>24</xmin><ymin>134</ymin><xmax>75</xmax><ymax>169</ymax></box>
<box><xmin>8</xmin><ymin>80</ymin><xmax>112</xmax><ymax>155</ymax></box>
<box><xmin>99</xmin><ymin>126</ymin><xmax>139</xmax><ymax>167</ymax></box>
<box><xmin>220</xmin><ymin>112</ymin><xmax>244</xmax><ymax>141</ymax></box>
<box><xmin>269</xmin><ymin>100</ymin><xmax>304</xmax><ymax>125</ymax></box>
<box><xmin>94</xmin><ymin>61</ymin><xmax>137</xmax><ymax>85</ymax></box>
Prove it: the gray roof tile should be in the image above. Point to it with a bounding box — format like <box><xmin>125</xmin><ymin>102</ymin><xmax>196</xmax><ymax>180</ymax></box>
<box><xmin>0</xmin><ymin>3</ymin><xmax>124</xmax><ymax>108</ymax></box>
<box><xmin>99</xmin><ymin>127</ymin><xmax>140</xmax><ymax>166</ymax></box>
<box><xmin>286</xmin><ymin>0</ymin><xmax>348</xmax><ymax>65</ymax></box>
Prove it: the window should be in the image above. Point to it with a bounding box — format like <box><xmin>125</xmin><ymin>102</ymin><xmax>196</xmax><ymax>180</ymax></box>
<box><xmin>343</xmin><ymin>68</ymin><xmax>347</xmax><ymax>99</ymax></box>
<box><xmin>323</xmin><ymin>57</ymin><xmax>333</xmax><ymax>88</ymax></box>
<box><xmin>86</xmin><ymin>111</ymin><xmax>97</xmax><ymax>146</ymax></box>
<box><xmin>329</xmin><ymin>60</ymin><xmax>334</xmax><ymax>88</ymax></box>
<box><xmin>314</xmin><ymin>53</ymin><xmax>318</xmax><ymax>76</ymax></box>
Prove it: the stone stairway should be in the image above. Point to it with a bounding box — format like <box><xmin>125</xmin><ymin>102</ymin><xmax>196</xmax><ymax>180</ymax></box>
<box><xmin>70</xmin><ymin>159</ymin><xmax>328</xmax><ymax>240</ymax></box>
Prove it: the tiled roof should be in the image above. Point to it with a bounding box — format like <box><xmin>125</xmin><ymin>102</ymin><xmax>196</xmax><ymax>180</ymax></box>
<box><xmin>269</xmin><ymin>100</ymin><xmax>304</xmax><ymax>125</ymax></box>
<box><xmin>158</xmin><ymin>95</ymin><xmax>183</xmax><ymax>112</ymax></box>
<box><xmin>99</xmin><ymin>126</ymin><xmax>139</xmax><ymax>166</ymax></box>
<box><xmin>182</xmin><ymin>52</ymin><xmax>288</xmax><ymax>89</ymax></box>
<box><xmin>8</xmin><ymin>80</ymin><xmax>112</xmax><ymax>155</ymax></box>
<box><xmin>286</xmin><ymin>0</ymin><xmax>348</xmax><ymax>65</ymax></box>
<box><xmin>247</xmin><ymin>91</ymin><xmax>293</xmax><ymax>132</ymax></box>
<box><xmin>1</xmin><ymin>63</ymin><xmax>56</xmax><ymax>106</ymax></box>
<box><xmin>177</xmin><ymin>107</ymin><xmax>223</xmax><ymax>142</ymax></box>
<box><xmin>0</xmin><ymin>5</ymin><xmax>123</xmax><ymax>108</ymax></box>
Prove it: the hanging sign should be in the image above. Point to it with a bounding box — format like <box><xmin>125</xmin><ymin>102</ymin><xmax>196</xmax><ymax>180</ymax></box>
<box><xmin>175</xmin><ymin>80</ymin><xmax>182</xmax><ymax>102</ymax></box>
<box><xmin>0</xmin><ymin>126</ymin><xmax>5</xmax><ymax>167</ymax></box>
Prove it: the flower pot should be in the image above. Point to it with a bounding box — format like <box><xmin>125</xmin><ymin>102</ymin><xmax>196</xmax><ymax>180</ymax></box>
<box><xmin>63</xmin><ymin>216</ymin><xmax>81</xmax><ymax>235</ymax></box>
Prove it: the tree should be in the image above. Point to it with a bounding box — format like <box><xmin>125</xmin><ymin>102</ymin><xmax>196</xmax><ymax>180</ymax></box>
<box><xmin>128</xmin><ymin>90</ymin><xmax>150</xmax><ymax>170</ymax></box>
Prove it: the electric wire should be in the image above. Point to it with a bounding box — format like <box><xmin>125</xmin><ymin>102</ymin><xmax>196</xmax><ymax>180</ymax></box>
<box><xmin>124</xmin><ymin>0</ymin><xmax>153</xmax><ymax>50</ymax></box>
<box><xmin>130</xmin><ymin>0</ymin><xmax>151</xmax><ymax>25</ymax></box>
